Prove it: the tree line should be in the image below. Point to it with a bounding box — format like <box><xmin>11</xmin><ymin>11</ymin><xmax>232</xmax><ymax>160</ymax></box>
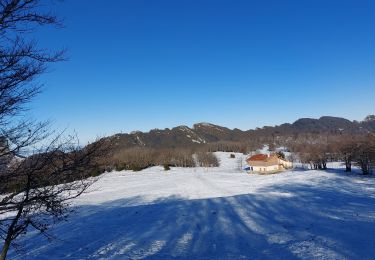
<box><xmin>106</xmin><ymin>146</ymin><xmax>220</xmax><ymax>171</ymax></box>
<box><xmin>289</xmin><ymin>134</ymin><xmax>375</xmax><ymax>174</ymax></box>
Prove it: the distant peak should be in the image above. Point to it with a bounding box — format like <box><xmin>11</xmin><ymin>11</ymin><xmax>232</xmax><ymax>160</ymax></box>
<box><xmin>319</xmin><ymin>116</ymin><xmax>350</xmax><ymax>121</ymax></box>
<box><xmin>363</xmin><ymin>115</ymin><xmax>375</xmax><ymax>122</ymax></box>
<box><xmin>195</xmin><ymin>122</ymin><xmax>215</xmax><ymax>127</ymax></box>
<box><xmin>293</xmin><ymin>118</ymin><xmax>315</xmax><ymax>124</ymax></box>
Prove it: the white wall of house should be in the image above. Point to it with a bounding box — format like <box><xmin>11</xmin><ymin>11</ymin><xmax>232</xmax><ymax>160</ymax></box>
<box><xmin>247</xmin><ymin>156</ymin><xmax>293</xmax><ymax>173</ymax></box>
<box><xmin>252</xmin><ymin>165</ymin><xmax>279</xmax><ymax>172</ymax></box>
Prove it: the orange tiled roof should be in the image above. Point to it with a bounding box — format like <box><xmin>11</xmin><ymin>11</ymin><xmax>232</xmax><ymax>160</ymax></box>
<box><xmin>247</xmin><ymin>154</ymin><xmax>268</xmax><ymax>161</ymax></box>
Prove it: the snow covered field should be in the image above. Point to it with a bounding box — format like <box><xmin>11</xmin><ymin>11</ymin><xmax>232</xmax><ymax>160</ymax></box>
<box><xmin>8</xmin><ymin>152</ymin><xmax>375</xmax><ymax>259</ymax></box>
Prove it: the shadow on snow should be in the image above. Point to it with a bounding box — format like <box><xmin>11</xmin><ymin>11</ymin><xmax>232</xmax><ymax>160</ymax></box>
<box><xmin>9</xmin><ymin>172</ymin><xmax>375</xmax><ymax>260</ymax></box>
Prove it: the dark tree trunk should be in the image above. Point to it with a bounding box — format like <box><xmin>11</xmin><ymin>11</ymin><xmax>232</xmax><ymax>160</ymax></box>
<box><xmin>0</xmin><ymin>236</ymin><xmax>11</xmax><ymax>260</ymax></box>
<box><xmin>1</xmin><ymin>176</ymin><xmax>29</xmax><ymax>260</ymax></box>
<box><xmin>345</xmin><ymin>160</ymin><xmax>351</xmax><ymax>172</ymax></box>
<box><xmin>322</xmin><ymin>161</ymin><xmax>327</xmax><ymax>170</ymax></box>
<box><xmin>1</xmin><ymin>205</ymin><xmax>23</xmax><ymax>260</ymax></box>
<box><xmin>362</xmin><ymin>162</ymin><xmax>369</xmax><ymax>175</ymax></box>
<box><xmin>309</xmin><ymin>162</ymin><xmax>314</xmax><ymax>170</ymax></box>
<box><xmin>360</xmin><ymin>159</ymin><xmax>370</xmax><ymax>175</ymax></box>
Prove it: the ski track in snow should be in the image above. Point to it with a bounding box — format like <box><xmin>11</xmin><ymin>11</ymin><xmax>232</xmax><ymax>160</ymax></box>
<box><xmin>7</xmin><ymin>152</ymin><xmax>375</xmax><ymax>259</ymax></box>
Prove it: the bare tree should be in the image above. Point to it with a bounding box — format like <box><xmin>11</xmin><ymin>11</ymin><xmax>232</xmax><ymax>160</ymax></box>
<box><xmin>0</xmin><ymin>136</ymin><xmax>106</xmax><ymax>259</ymax></box>
<box><xmin>0</xmin><ymin>1</ymin><xmax>107</xmax><ymax>259</ymax></box>
<box><xmin>236</xmin><ymin>155</ymin><xmax>243</xmax><ymax>171</ymax></box>
<box><xmin>355</xmin><ymin>138</ymin><xmax>375</xmax><ymax>175</ymax></box>
<box><xmin>0</xmin><ymin>1</ymin><xmax>64</xmax><ymax>123</ymax></box>
<box><xmin>195</xmin><ymin>151</ymin><xmax>219</xmax><ymax>167</ymax></box>
<box><xmin>336</xmin><ymin>136</ymin><xmax>358</xmax><ymax>172</ymax></box>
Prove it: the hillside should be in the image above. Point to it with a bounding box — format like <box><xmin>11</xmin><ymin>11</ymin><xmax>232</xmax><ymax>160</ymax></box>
<box><xmin>9</xmin><ymin>153</ymin><xmax>375</xmax><ymax>259</ymax></box>
<box><xmin>103</xmin><ymin>115</ymin><xmax>375</xmax><ymax>150</ymax></box>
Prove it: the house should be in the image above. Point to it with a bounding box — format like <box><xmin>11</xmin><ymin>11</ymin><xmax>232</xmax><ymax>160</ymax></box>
<box><xmin>246</xmin><ymin>154</ymin><xmax>292</xmax><ymax>173</ymax></box>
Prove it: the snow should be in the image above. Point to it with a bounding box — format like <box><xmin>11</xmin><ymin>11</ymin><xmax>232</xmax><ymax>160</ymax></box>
<box><xmin>197</xmin><ymin>123</ymin><xmax>225</xmax><ymax>132</ymax></box>
<box><xmin>257</xmin><ymin>144</ymin><xmax>271</xmax><ymax>155</ymax></box>
<box><xmin>135</xmin><ymin>135</ymin><xmax>145</xmax><ymax>146</ymax></box>
<box><xmin>196</xmin><ymin>122</ymin><xmax>213</xmax><ymax>127</ymax></box>
<box><xmin>179</xmin><ymin>126</ymin><xmax>206</xmax><ymax>143</ymax></box>
<box><xmin>178</xmin><ymin>126</ymin><xmax>191</xmax><ymax>132</ymax></box>
<box><xmin>7</xmin><ymin>152</ymin><xmax>375</xmax><ymax>259</ymax></box>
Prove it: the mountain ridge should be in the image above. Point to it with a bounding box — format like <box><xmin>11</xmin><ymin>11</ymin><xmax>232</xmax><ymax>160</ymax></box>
<box><xmin>104</xmin><ymin>115</ymin><xmax>375</xmax><ymax>150</ymax></box>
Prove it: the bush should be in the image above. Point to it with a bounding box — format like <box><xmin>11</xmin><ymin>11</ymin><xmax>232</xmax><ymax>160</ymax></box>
<box><xmin>90</xmin><ymin>167</ymin><xmax>106</xmax><ymax>177</ymax></box>
<box><xmin>163</xmin><ymin>164</ymin><xmax>171</xmax><ymax>171</ymax></box>
<box><xmin>115</xmin><ymin>163</ymin><xmax>127</xmax><ymax>171</ymax></box>
<box><xmin>127</xmin><ymin>164</ymin><xmax>145</xmax><ymax>172</ymax></box>
<box><xmin>196</xmin><ymin>152</ymin><xmax>219</xmax><ymax>167</ymax></box>
<box><xmin>230</xmin><ymin>154</ymin><xmax>235</xmax><ymax>158</ymax></box>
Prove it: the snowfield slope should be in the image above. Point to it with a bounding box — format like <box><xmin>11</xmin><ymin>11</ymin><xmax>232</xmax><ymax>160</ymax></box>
<box><xmin>9</xmin><ymin>152</ymin><xmax>375</xmax><ymax>259</ymax></box>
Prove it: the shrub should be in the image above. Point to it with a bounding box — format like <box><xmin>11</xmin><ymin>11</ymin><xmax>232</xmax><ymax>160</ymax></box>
<box><xmin>90</xmin><ymin>167</ymin><xmax>106</xmax><ymax>177</ymax></box>
<box><xmin>230</xmin><ymin>154</ymin><xmax>235</xmax><ymax>158</ymax></box>
<box><xmin>163</xmin><ymin>164</ymin><xmax>171</xmax><ymax>171</ymax></box>
<box><xmin>196</xmin><ymin>152</ymin><xmax>219</xmax><ymax>167</ymax></box>
<box><xmin>127</xmin><ymin>164</ymin><xmax>145</xmax><ymax>172</ymax></box>
<box><xmin>115</xmin><ymin>163</ymin><xmax>127</xmax><ymax>171</ymax></box>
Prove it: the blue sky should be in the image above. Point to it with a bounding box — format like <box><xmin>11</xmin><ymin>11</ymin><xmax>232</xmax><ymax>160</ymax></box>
<box><xmin>31</xmin><ymin>0</ymin><xmax>375</xmax><ymax>143</ymax></box>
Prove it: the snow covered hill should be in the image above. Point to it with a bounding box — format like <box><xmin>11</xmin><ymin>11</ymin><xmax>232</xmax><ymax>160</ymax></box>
<box><xmin>8</xmin><ymin>152</ymin><xmax>375</xmax><ymax>259</ymax></box>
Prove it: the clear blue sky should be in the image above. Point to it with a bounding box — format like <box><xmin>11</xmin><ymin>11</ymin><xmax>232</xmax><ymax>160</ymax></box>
<box><xmin>31</xmin><ymin>0</ymin><xmax>375</xmax><ymax>143</ymax></box>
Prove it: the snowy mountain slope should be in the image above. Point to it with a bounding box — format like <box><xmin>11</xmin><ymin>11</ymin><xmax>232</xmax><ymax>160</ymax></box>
<box><xmin>7</xmin><ymin>153</ymin><xmax>375</xmax><ymax>259</ymax></box>
<box><xmin>102</xmin><ymin>115</ymin><xmax>375</xmax><ymax>150</ymax></box>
